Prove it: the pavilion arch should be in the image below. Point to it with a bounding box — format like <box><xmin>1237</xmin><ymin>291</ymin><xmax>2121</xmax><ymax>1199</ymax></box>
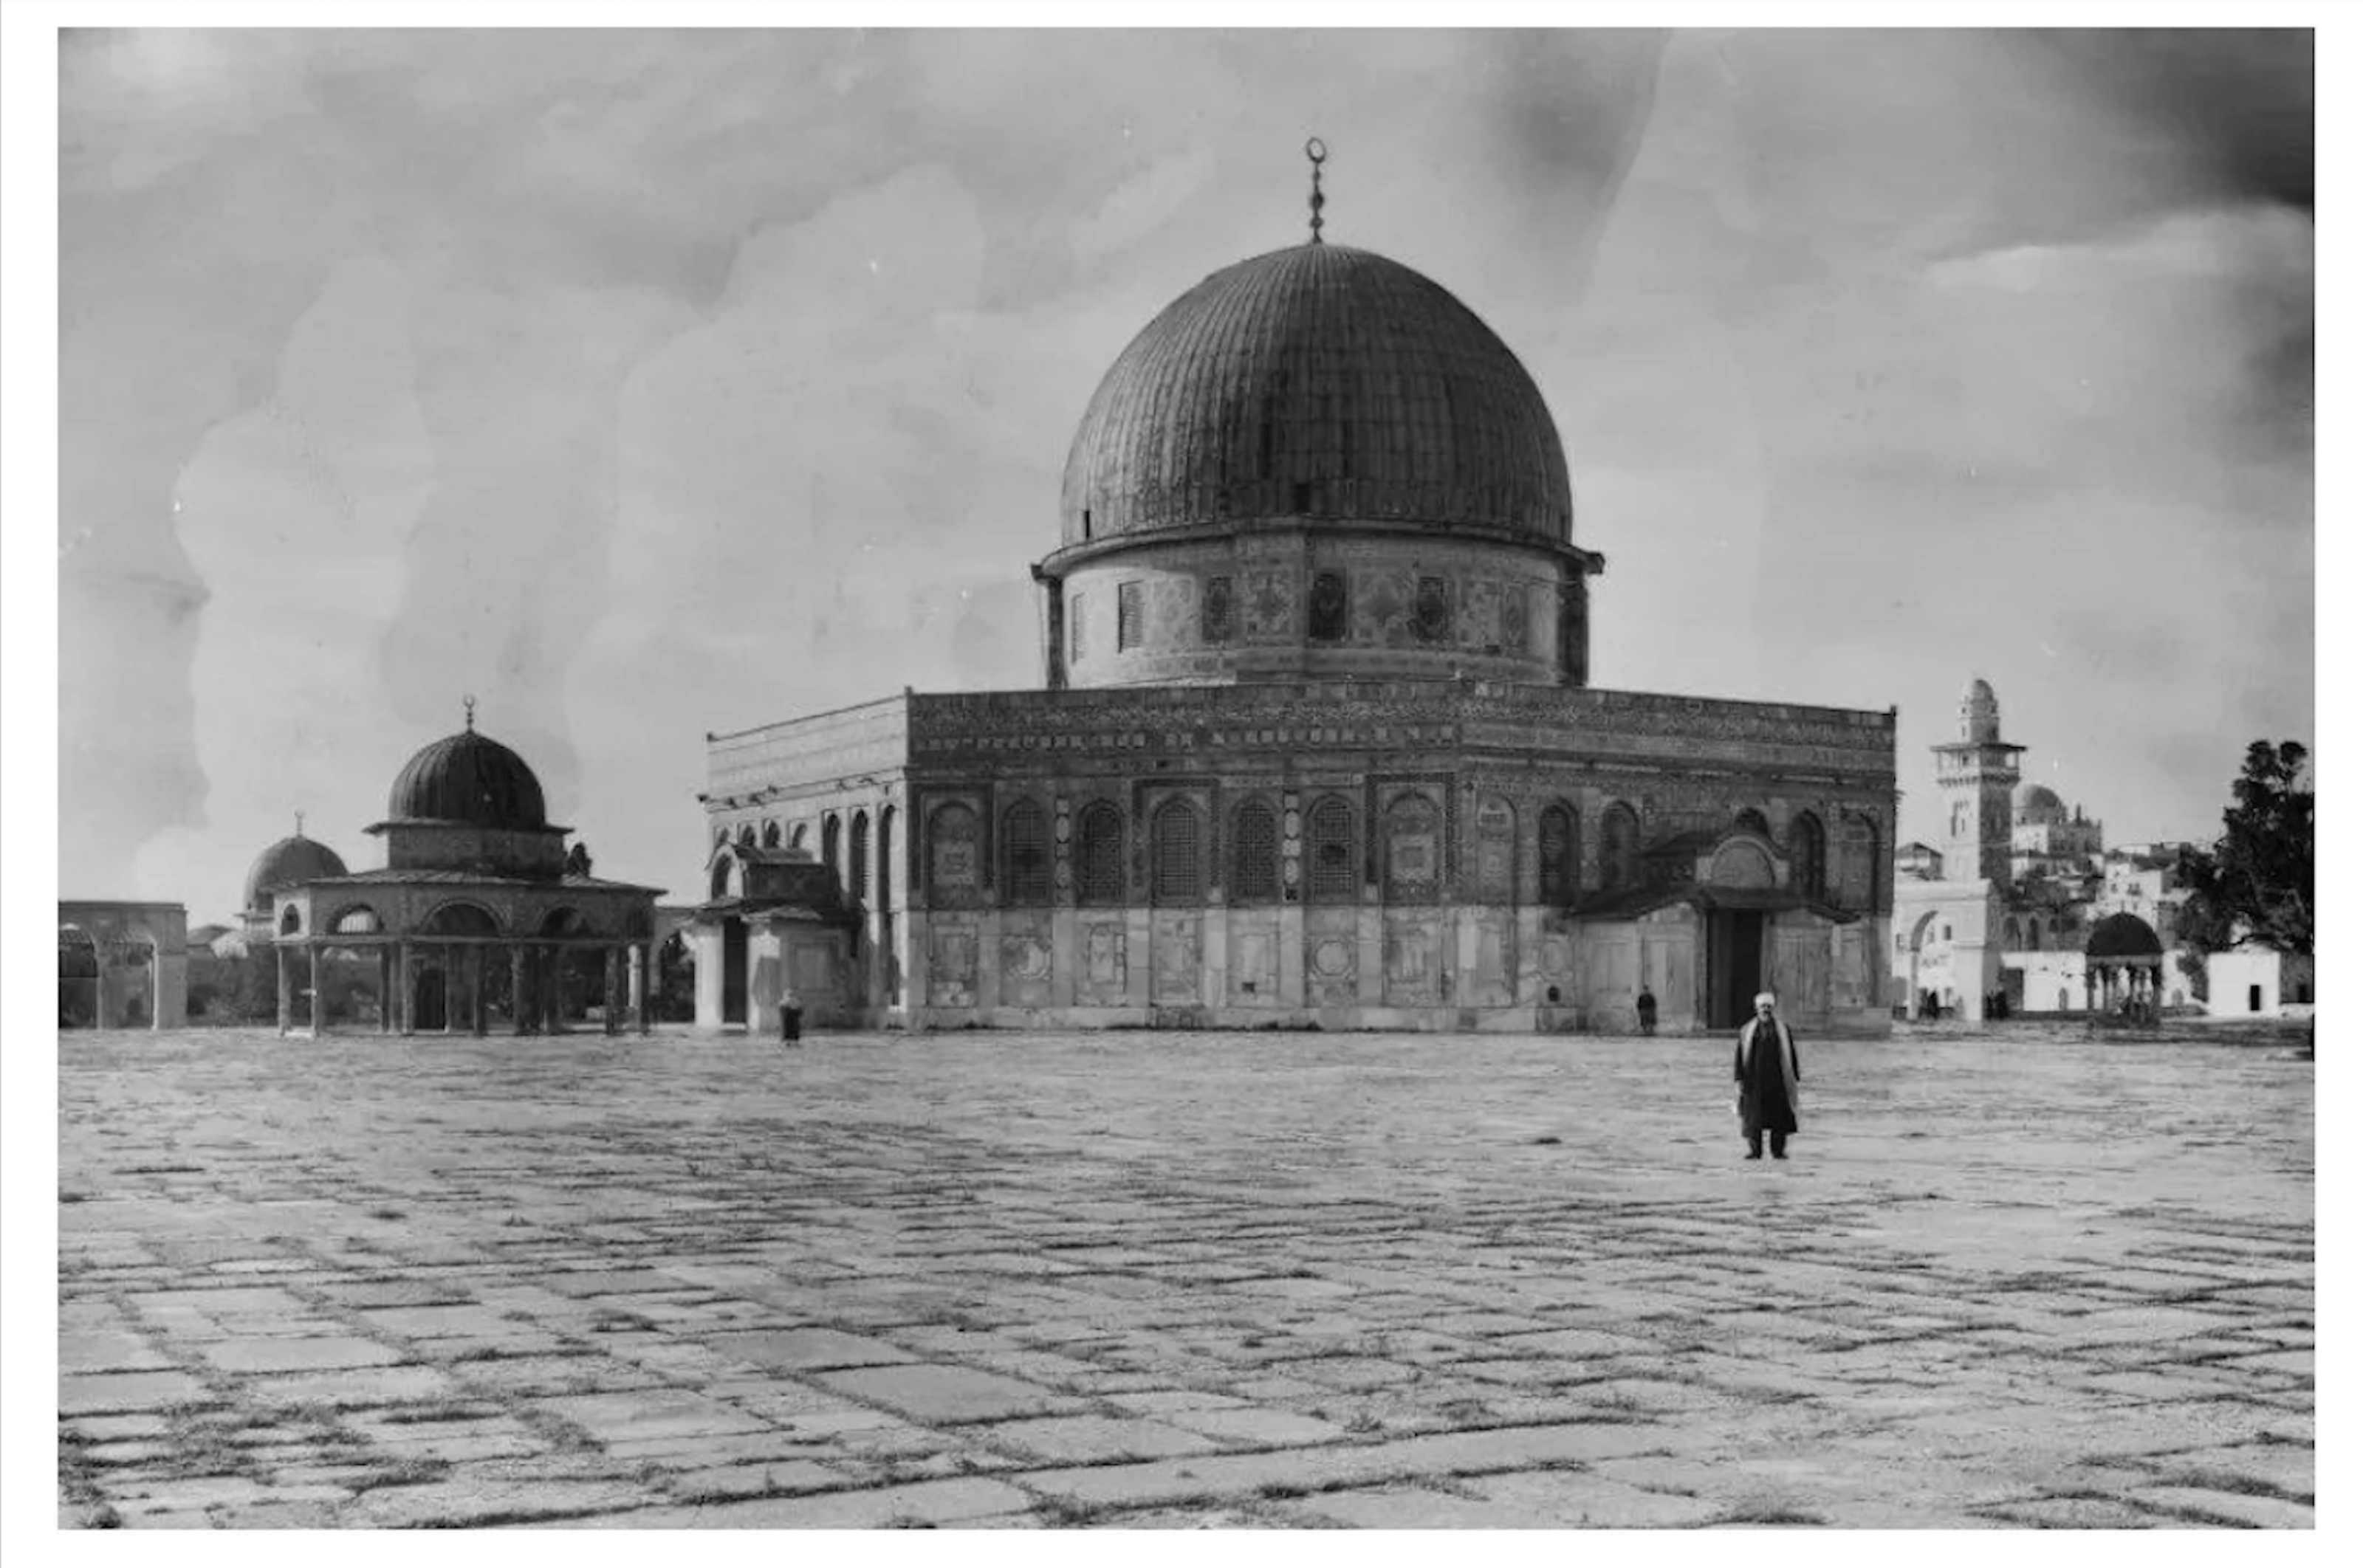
<box><xmin>710</xmin><ymin>855</ymin><xmax>740</xmax><ymax>901</ymax></box>
<box><xmin>279</xmin><ymin>906</ymin><xmax>304</xmax><ymax>936</ymax></box>
<box><xmin>329</xmin><ymin>904</ymin><xmax>384</xmax><ymax>937</ymax></box>
<box><xmin>421</xmin><ymin>901</ymin><xmax>503</xmax><ymax>938</ymax></box>
<box><xmin>59</xmin><ymin>924</ymin><xmax>100</xmax><ymax>1028</ymax></box>
<box><xmin>1732</xmin><ymin>808</ymin><xmax>1772</xmax><ymax>838</ymax></box>
<box><xmin>539</xmin><ymin>907</ymin><xmax>591</xmax><ymax>939</ymax></box>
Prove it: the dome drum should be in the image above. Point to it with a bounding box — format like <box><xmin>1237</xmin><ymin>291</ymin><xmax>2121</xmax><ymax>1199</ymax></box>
<box><xmin>371</xmin><ymin>725</ymin><xmax>571</xmax><ymax>880</ymax></box>
<box><xmin>1050</xmin><ymin>529</ymin><xmax>1580</xmax><ymax>691</ymax></box>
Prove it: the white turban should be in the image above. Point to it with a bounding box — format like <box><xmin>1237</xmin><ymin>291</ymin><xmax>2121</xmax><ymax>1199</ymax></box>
<box><xmin>1754</xmin><ymin>992</ymin><xmax>1777</xmax><ymax>1009</ymax></box>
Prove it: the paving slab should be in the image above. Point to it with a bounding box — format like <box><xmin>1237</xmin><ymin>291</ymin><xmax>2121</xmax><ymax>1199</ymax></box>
<box><xmin>55</xmin><ymin>1024</ymin><xmax>2312</xmax><ymax>1529</ymax></box>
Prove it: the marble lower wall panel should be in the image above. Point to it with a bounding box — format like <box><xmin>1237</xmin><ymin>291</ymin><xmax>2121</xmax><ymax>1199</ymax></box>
<box><xmin>895</xmin><ymin>906</ymin><xmax>1887</xmax><ymax>1035</ymax></box>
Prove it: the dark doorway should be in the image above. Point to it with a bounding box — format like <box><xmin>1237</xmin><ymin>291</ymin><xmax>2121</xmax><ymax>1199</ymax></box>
<box><xmin>722</xmin><ymin>918</ymin><xmax>749</xmax><ymax>1025</ymax></box>
<box><xmin>414</xmin><ymin>966</ymin><xmax>449</xmax><ymax>1032</ymax></box>
<box><xmin>1707</xmin><ymin>910</ymin><xmax>1765</xmax><ymax>1029</ymax></box>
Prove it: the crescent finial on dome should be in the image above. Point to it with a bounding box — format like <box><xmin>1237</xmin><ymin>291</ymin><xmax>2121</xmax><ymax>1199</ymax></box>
<box><xmin>464</xmin><ymin>693</ymin><xmax>477</xmax><ymax>732</ymax></box>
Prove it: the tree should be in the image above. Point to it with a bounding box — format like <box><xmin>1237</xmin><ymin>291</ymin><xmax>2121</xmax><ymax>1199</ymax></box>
<box><xmin>2175</xmin><ymin>741</ymin><xmax>2312</xmax><ymax>993</ymax></box>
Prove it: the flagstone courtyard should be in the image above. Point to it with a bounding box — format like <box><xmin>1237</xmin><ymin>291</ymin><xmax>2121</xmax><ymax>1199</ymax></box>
<box><xmin>57</xmin><ymin>1024</ymin><xmax>2313</xmax><ymax>1529</ymax></box>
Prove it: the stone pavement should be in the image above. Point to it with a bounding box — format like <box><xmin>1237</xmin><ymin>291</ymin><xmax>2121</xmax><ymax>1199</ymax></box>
<box><xmin>57</xmin><ymin>1025</ymin><xmax>2313</xmax><ymax>1529</ymax></box>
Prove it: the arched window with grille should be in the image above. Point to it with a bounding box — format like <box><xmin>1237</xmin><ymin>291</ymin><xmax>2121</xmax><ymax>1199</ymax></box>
<box><xmin>1150</xmin><ymin>800</ymin><xmax>1204</xmax><ymax>905</ymax></box>
<box><xmin>1231</xmin><ymin>800</ymin><xmax>1280</xmax><ymax>902</ymax></box>
<box><xmin>877</xmin><ymin>805</ymin><xmax>896</xmax><ymax>915</ymax></box>
<box><xmin>1306</xmin><ymin>795</ymin><xmax>1359</xmax><ymax>903</ymax></box>
<box><xmin>761</xmin><ymin>820</ymin><xmax>781</xmax><ymax>849</ymax></box>
<box><xmin>1600</xmin><ymin>802</ymin><xmax>1640</xmax><ymax>893</ymax></box>
<box><xmin>738</xmin><ymin>822</ymin><xmax>757</xmax><ymax>847</ymax></box>
<box><xmin>1836</xmin><ymin>813</ymin><xmax>1879</xmax><ymax>908</ymax></box>
<box><xmin>1786</xmin><ymin>811</ymin><xmax>1826</xmax><ymax>900</ymax></box>
<box><xmin>849</xmin><ymin>811</ymin><xmax>871</xmax><ymax>901</ymax></box>
<box><xmin>822</xmin><ymin>815</ymin><xmax>842</xmax><ymax>882</ymax></box>
<box><xmin>1539</xmin><ymin>801</ymin><xmax>1577</xmax><ymax>905</ymax></box>
<box><xmin>1075</xmin><ymin>801</ymin><xmax>1126</xmax><ymax>906</ymax></box>
<box><xmin>1002</xmin><ymin>800</ymin><xmax>1050</xmax><ymax>904</ymax></box>
<box><xmin>1383</xmin><ymin>793</ymin><xmax>1441</xmax><ymax>904</ymax></box>
<box><xmin>927</xmin><ymin>802</ymin><xmax>981</xmax><ymax>905</ymax></box>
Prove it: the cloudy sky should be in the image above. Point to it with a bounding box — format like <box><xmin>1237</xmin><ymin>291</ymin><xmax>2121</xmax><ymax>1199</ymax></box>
<box><xmin>44</xmin><ymin>26</ymin><xmax>2312</xmax><ymax>912</ymax></box>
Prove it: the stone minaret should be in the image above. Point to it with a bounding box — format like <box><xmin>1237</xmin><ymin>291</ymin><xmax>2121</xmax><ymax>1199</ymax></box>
<box><xmin>1932</xmin><ymin>677</ymin><xmax>2023</xmax><ymax>884</ymax></box>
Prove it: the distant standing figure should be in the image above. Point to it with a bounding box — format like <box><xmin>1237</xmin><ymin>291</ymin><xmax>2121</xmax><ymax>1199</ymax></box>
<box><xmin>1735</xmin><ymin>991</ymin><xmax>1802</xmax><ymax>1160</ymax></box>
<box><xmin>1636</xmin><ymin>986</ymin><xmax>1658</xmax><ymax>1036</ymax></box>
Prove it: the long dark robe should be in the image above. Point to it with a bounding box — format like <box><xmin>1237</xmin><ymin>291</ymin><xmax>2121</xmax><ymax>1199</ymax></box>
<box><xmin>1735</xmin><ymin>1017</ymin><xmax>1802</xmax><ymax>1138</ymax></box>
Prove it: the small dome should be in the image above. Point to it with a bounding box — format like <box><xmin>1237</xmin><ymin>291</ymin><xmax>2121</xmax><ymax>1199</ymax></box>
<box><xmin>243</xmin><ymin>833</ymin><xmax>346</xmax><ymax>912</ymax></box>
<box><xmin>1060</xmin><ymin>243</ymin><xmax>1573</xmax><ymax>546</ymax></box>
<box><xmin>2014</xmin><ymin>781</ymin><xmax>2066</xmax><ymax>820</ymax></box>
<box><xmin>1964</xmin><ymin>676</ymin><xmax>1996</xmax><ymax>704</ymax></box>
<box><xmin>385</xmin><ymin>727</ymin><xmax>547</xmax><ymax>831</ymax></box>
<box><xmin>2085</xmin><ymin>912</ymin><xmax>2164</xmax><ymax>959</ymax></box>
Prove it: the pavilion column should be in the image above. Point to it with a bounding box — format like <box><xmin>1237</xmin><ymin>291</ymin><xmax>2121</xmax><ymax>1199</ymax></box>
<box><xmin>545</xmin><ymin>945</ymin><xmax>565</xmax><ymax>1034</ymax></box>
<box><xmin>442</xmin><ymin>948</ymin><xmax>462</xmax><ymax>1034</ymax></box>
<box><xmin>275</xmin><ymin>945</ymin><xmax>292</xmax><ymax>1035</ymax></box>
<box><xmin>604</xmin><ymin>947</ymin><xmax>623</xmax><ymax>1036</ymax></box>
<box><xmin>152</xmin><ymin>943</ymin><xmax>166</xmax><ymax>1031</ymax></box>
<box><xmin>396</xmin><ymin>941</ymin><xmax>414</xmax><ymax>1034</ymax></box>
<box><xmin>511</xmin><ymin>946</ymin><xmax>531</xmax><ymax>1036</ymax></box>
<box><xmin>639</xmin><ymin>942</ymin><xmax>655</xmax><ymax>1034</ymax></box>
<box><xmin>628</xmin><ymin>943</ymin><xmax>648</xmax><ymax>1031</ymax></box>
<box><xmin>471</xmin><ymin>947</ymin><xmax>489</xmax><ymax>1037</ymax></box>
<box><xmin>379</xmin><ymin>948</ymin><xmax>395</xmax><ymax>1034</ymax></box>
<box><xmin>309</xmin><ymin>944</ymin><xmax>326</xmax><ymax>1035</ymax></box>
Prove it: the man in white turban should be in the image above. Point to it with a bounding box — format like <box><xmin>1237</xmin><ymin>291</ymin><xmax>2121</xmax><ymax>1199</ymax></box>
<box><xmin>1735</xmin><ymin>991</ymin><xmax>1802</xmax><ymax>1160</ymax></box>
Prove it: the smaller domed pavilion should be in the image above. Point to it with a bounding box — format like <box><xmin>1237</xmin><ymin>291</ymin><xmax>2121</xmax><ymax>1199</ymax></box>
<box><xmin>267</xmin><ymin>704</ymin><xmax>661</xmax><ymax>1037</ymax></box>
<box><xmin>2084</xmin><ymin>912</ymin><xmax>2165</xmax><ymax>1018</ymax></box>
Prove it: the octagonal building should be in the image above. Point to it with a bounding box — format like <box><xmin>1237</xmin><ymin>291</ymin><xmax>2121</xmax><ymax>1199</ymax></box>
<box><xmin>692</xmin><ymin>216</ymin><xmax>1897</xmax><ymax>1037</ymax></box>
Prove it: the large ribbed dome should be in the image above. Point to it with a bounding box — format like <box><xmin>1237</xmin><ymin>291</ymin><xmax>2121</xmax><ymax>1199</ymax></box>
<box><xmin>385</xmin><ymin>728</ymin><xmax>547</xmax><ymax>831</ymax></box>
<box><xmin>242</xmin><ymin>833</ymin><xmax>347</xmax><ymax>912</ymax></box>
<box><xmin>1060</xmin><ymin>243</ymin><xmax>1572</xmax><ymax>546</ymax></box>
